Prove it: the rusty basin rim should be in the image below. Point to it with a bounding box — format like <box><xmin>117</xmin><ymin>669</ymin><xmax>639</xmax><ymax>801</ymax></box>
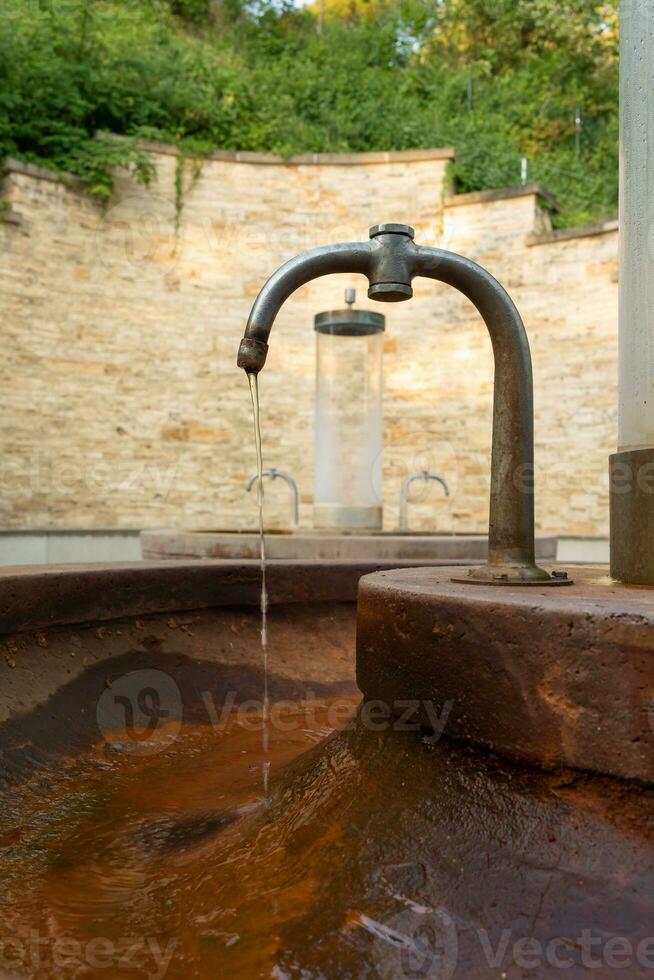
<box><xmin>0</xmin><ymin>558</ymin><xmax>481</xmax><ymax>637</ymax></box>
<box><xmin>355</xmin><ymin>562</ymin><xmax>654</xmax><ymax>784</ymax></box>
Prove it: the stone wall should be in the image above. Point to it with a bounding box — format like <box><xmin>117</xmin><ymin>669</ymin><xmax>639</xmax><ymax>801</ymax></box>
<box><xmin>0</xmin><ymin>145</ymin><xmax>618</xmax><ymax>536</ymax></box>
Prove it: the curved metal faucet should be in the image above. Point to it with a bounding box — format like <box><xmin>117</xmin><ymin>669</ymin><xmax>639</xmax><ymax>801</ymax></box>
<box><xmin>237</xmin><ymin>223</ymin><xmax>565</xmax><ymax>585</ymax></box>
<box><xmin>246</xmin><ymin>467</ymin><xmax>299</xmax><ymax>528</ymax></box>
<box><xmin>399</xmin><ymin>472</ymin><xmax>450</xmax><ymax>532</ymax></box>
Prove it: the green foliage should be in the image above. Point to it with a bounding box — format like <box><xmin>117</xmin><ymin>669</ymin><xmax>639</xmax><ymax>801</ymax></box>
<box><xmin>173</xmin><ymin>151</ymin><xmax>203</xmax><ymax>234</ymax></box>
<box><xmin>168</xmin><ymin>0</ymin><xmax>212</xmax><ymax>22</ymax></box>
<box><xmin>0</xmin><ymin>0</ymin><xmax>619</xmax><ymax>225</ymax></box>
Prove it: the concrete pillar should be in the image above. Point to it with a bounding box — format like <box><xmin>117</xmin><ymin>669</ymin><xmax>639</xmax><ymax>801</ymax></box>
<box><xmin>618</xmin><ymin>0</ymin><xmax>654</xmax><ymax>450</ymax></box>
<box><xmin>610</xmin><ymin>0</ymin><xmax>654</xmax><ymax>583</ymax></box>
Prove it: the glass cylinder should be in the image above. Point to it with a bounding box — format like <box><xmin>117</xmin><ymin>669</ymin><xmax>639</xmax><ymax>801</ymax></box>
<box><xmin>314</xmin><ymin>307</ymin><xmax>384</xmax><ymax>531</ymax></box>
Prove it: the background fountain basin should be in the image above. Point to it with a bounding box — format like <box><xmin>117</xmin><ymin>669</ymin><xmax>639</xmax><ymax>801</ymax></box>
<box><xmin>140</xmin><ymin>528</ymin><xmax>561</xmax><ymax>562</ymax></box>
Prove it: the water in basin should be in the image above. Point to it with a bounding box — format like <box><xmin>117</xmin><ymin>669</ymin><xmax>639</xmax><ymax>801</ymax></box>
<box><xmin>0</xmin><ymin>697</ymin><xmax>359</xmax><ymax>978</ymax></box>
<box><xmin>1</xmin><ymin>691</ymin><xmax>653</xmax><ymax>978</ymax></box>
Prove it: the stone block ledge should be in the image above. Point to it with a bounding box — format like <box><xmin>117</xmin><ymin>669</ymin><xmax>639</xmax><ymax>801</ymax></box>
<box><xmin>527</xmin><ymin>218</ymin><xmax>619</xmax><ymax>247</ymax></box>
<box><xmin>3</xmin><ymin>156</ymin><xmax>86</xmax><ymax>192</ymax></box>
<box><xmin>445</xmin><ymin>182</ymin><xmax>561</xmax><ymax>212</ymax></box>
<box><xmin>95</xmin><ymin>133</ymin><xmax>457</xmax><ymax>166</ymax></box>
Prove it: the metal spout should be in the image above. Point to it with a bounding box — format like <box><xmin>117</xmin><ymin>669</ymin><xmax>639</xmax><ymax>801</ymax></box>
<box><xmin>246</xmin><ymin>467</ymin><xmax>299</xmax><ymax>528</ymax></box>
<box><xmin>236</xmin><ymin>225</ymin><xmax>414</xmax><ymax>375</ymax></box>
<box><xmin>236</xmin><ymin>337</ymin><xmax>269</xmax><ymax>374</ymax></box>
<box><xmin>399</xmin><ymin>472</ymin><xmax>449</xmax><ymax>532</ymax></box>
<box><xmin>237</xmin><ymin>224</ymin><xmax>567</xmax><ymax>586</ymax></box>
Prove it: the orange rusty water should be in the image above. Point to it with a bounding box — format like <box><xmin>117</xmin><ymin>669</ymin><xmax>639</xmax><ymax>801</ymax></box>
<box><xmin>2</xmin><ymin>698</ymin><xmax>651</xmax><ymax>979</ymax></box>
<box><xmin>0</xmin><ymin>698</ymin><xmax>359</xmax><ymax>979</ymax></box>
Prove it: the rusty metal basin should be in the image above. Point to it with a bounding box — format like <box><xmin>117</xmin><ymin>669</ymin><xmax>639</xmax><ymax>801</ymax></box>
<box><xmin>0</xmin><ymin>560</ymin><xmax>652</xmax><ymax>977</ymax></box>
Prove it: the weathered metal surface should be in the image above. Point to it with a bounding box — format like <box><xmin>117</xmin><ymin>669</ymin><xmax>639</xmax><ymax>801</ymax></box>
<box><xmin>237</xmin><ymin>224</ymin><xmax>560</xmax><ymax>585</ymax></box>
<box><xmin>356</xmin><ymin>563</ymin><xmax>654</xmax><ymax>783</ymax></box>
<box><xmin>610</xmin><ymin>447</ymin><xmax>654</xmax><ymax>585</ymax></box>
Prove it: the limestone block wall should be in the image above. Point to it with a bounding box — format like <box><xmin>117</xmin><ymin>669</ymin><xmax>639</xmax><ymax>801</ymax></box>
<box><xmin>0</xmin><ymin>145</ymin><xmax>617</xmax><ymax>536</ymax></box>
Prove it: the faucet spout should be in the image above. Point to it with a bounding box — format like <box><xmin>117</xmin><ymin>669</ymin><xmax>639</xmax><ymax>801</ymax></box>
<box><xmin>237</xmin><ymin>225</ymin><xmax>567</xmax><ymax>587</ymax></box>
<box><xmin>399</xmin><ymin>472</ymin><xmax>450</xmax><ymax>533</ymax></box>
<box><xmin>237</xmin><ymin>225</ymin><xmax>417</xmax><ymax>374</ymax></box>
<box><xmin>237</xmin><ymin>242</ymin><xmax>372</xmax><ymax>374</ymax></box>
<box><xmin>246</xmin><ymin>467</ymin><xmax>300</xmax><ymax>528</ymax></box>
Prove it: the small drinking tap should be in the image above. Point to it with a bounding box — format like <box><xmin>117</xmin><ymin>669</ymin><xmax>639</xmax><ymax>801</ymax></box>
<box><xmin>399</xmin><ymin>472</ymin><xmax>450</xmax><ymax>532</ymax></box>
<box><xmin>246</xmin><ymin>467</ymin><xmax>299</xmax><ymax>528</ymax></box>
<box><xmin>237</xmin><ymin>223</ymin><xmax>564</xmax><ymax>585</ymax></box>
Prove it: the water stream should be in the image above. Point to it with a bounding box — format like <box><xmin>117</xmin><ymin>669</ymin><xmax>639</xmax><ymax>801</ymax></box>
<box><xmin>247</xmin><ymin>372</ymin><xmax>270</xmax><ymax>802</ymax></box>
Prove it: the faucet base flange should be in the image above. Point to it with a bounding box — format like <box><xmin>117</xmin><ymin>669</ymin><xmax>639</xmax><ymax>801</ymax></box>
<box><xmin>452</xmin><ymin>566</ymin><xmax>573</xmax><ymax>587</ymax></box>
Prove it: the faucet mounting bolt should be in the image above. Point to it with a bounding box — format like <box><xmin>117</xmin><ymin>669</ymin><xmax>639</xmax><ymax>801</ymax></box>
<box><xmin>369</xmin><ymin>223</ymin><xmax>415</xmax><ymax>240</ymax></box>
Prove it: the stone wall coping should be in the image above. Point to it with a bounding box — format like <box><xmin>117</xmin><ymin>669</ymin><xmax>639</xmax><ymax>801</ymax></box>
<box><xmin>445</xmin><ymin>183</ymin><xmax>561</xmax><ymax>212</ymax></box>
<box><xmin>527</xmin><ymin>218</ymin><xmax>619</xmax><ymax>247</ymax></box>
<box><xmin>209</xmin><ymin>147</ymin><xmax>456</xmax><ymax>165</ymax></box>
<box><xmin>3</xmin><ymin>156</ymin><xmax>85</xmax><ymax>191</ymax></box>
<box><xmin>93</xmin><ymin>134</ymin><xmax>456</xmax><ymax>165</ymax></box>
